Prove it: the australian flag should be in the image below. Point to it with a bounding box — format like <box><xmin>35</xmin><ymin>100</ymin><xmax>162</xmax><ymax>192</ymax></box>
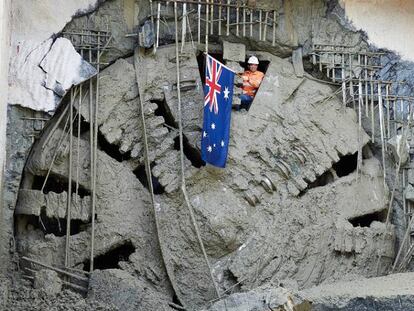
<box><xmin>201</xmin><ymin>54</ymin><xmax>235</xmax><ymax>168</ymax></box>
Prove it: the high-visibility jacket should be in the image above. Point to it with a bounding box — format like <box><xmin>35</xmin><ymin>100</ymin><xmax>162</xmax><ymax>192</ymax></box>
<box><xmin>241</xmin><ymin>70</ymin><xmax>264</xmax><ymax>97</ymax></box>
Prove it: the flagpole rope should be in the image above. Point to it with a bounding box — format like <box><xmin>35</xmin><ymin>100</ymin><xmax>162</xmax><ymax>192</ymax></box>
<box><xmin>174</xmin><ymin>1</ymin><xmax>222</xmax><ymax>303</ymax></box>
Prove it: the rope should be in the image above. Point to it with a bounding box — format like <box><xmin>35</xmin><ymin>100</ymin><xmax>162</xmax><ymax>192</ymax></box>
<box><xmin>65</xmin><ymin>87</ymin><xmax>74</xmax><ymax>268</ymax></box>
<box><xmin>134</xmin><ymin>47</ymin><xmax>182</xmax><ymax>308</ymax></box>
<box><xmin>174</xmin><ymin>1</ymin><xmax>222</xmax><ymax>302</ymax></box>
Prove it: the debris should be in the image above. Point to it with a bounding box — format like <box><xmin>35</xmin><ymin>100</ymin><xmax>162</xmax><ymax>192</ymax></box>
<box><xmin>33</xmin><ymin>269</ymin><xmax>62</xmax><ymax>296</ymax></box>
<box><xmin>139</xmin><ymin>20</ymin><xmax>155</xmax><ymax>48</ymax></box>
<box><xmin>301</xmin><ymin>272</ymin><xmax>414</xmax><ymax>311</ymax></box>
<box><xmin>88</xmin><ymin>269</ymin><xmax>174</xmax><ymax>311</ymax></box>
<box><xmin>387</xmin><ymin>134</ymin><xmax>410</xmax><ymax>166</ymax></box>
<box><xmin>9</xmin><ymin>38</ymin><xmax>96</xmax><ymax>112</ymax></box>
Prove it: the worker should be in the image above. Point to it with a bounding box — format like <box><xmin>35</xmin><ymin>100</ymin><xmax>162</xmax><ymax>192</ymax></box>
<box><xmin>236</xmin><ymin>56</ymin><xmax>264</xmax><ymax>111</ymax></box>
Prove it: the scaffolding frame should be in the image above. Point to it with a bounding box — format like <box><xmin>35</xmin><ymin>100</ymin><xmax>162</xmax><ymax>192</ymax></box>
<box><xmin>311</xmin><ymin>43</ymin><xmax>414</xmax><ymax>274</ymax></box>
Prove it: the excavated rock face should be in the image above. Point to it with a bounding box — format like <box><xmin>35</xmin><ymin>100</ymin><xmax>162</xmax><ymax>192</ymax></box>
<box><xmin>6</xmin><ymin>0</ymin><xmax>409</xmax><ymax>310</ymax></box>
<box><xmin>14</xmin><ymin>45</ymin><xmax>394</xmax><ymax>309</ymax></box>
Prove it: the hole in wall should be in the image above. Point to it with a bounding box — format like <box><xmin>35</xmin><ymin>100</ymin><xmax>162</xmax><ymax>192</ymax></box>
<box><xmin>197</xmin><ymin>52</ymin><xmax>225</xmax><ymax>85</ymax></box>
<box><xmin>237</xmin><ymin>57</ymin><xmax>270</xmax><ymax>111</ymax></box>
<box><xmin>348</xmin><ymin>210</ymin><xmax>387</xmax><ymax>227</ymax></box>
<box><xmin>239</xmin><ymin>58</ymin><xmax>271</xmax><ymax>75</ymax></box>
<box><xmin>173</xmin><ymin>136</ymin><xmax>204</xmax><ymax>168</ymax></box>
<box><xmin>171</xmin><ymin>294</ymin><xmax>184</xmax><ymax>310</ymax></box>
<box><xmin>16</xmin><ymin>207</ymin><xmax>90</xmax><ymax>237</ymax></box>
<box><xmin>73</xmin><ymin>114</ymin><xmax>91</xmax><ymax>138</ymax></box>
<box><xmin>97</xmin><ymin>130</ymin><xmax>131</xmax><ymax>162</ymax></box>
<box><xmin>197</xmin><ymin>51</ymin><xmax>271</xmax><ymax>112</ymax></box>
<box><xmin>31</xmin><ymin>175</ymin><xmax>90</xmax><ymax>198</ymax></box>
<box><xmin>306</xmin><ymin>170</ymin><xmax>335</xmax><ymax>190</ymax></box>
<box><xmin>333</xmin><ymin>152</ymin><xmax>358</xmax><ymax>177</ymax></box>
<box><xmin>153</xmin><ymin>99</ymin><xmax>178</xmax><ymax>129</ymax></box>
<box><xmin>83</xmin><ymin>241</ymin><xmax>135</xmax><ymax>271</ymax></box>
<box><xmin>300</xmin><ymin>152</ymin><xmax>358</xmax><ymax>196</ymax></box>
<box><xmin>133</xmin><ymin>163</ymin><xmax>165</xmax><ymax>194</ymax></box>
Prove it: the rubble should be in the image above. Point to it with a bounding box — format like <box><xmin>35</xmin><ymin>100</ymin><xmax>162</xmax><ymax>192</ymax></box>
<box><xmin>88</xmin><ymin>269</ymin><xmax>174</xmax><ymax>311</ymax></box>
<box><xmin>202</xmin><ymin>285</ymin><xmax>311</xmax><ymax>311</ymax></box>
<box><xmin>33</xmin><ymin>269</ymin><xmax>62</xmax><ymax>296</ymax></box>
<box><xmin>9</xmin><ymin>38</ymin><xmax>97</xmax><ymax>112</ymax></box>
<box><xmin>387</xmin><ymin>134</ymin><xmax>410</xmax><ymax>166</ymax></box>
<box><xmin>301</xmin><ymin>272</ymin><xmax>414</xmax><ymax>311</ymax></box>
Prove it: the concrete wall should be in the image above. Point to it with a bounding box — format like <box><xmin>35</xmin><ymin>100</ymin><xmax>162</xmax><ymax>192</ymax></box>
<box><xmin>341</xmin><ymin>0</ymin><xmax>414</xmax><ymax>62</ymax></box>
<box><xmin>0</xmin><ymin>0</ymin><xmax>11</xmax><ymax>275</ymax></box>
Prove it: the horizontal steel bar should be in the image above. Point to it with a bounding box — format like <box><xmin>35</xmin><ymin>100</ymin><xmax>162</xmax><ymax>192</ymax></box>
<box><xmin>154</xmin><ymin>0</ymin><xmax>277</xmax><ymax>12</ymax></box>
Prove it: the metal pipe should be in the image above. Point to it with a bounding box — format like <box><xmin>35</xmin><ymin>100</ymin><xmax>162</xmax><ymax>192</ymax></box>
<box><xmin>341</xmin><ymin>54</ymin><xmax>346</xmax><ymax>107</ymax></box>
<box><xmin>394</xmin><ymin>99</ymin><xmax>397</xmax><ymax>136</ymax></box>
<box><xmin>370</xmin><ymin>71</ymin><xmax>375</xmax><ymax>143</ymax></box>
<box><xmin>40</xmin><ymin>107</ymin><xmax>80</xmax><ymax>196</ymax></box>
<box><xmin>386</xmin><ymin>84</ymin><xmax>390</xmax><ymax>140</ymax></box>
<box><xmin>263</xmin><ymin>11</ymin><xmax>268</xmax><ymax>41</ymax></box>
<box><xmin>364</xmin><ymin>55</ymin><xmax>369</xmax><ymax>116</ymax></box>
<box><xmin>88</xmin><ymin>37</ymin><xmax>95</xmax><ymax>273</ymax></box>
<box><xmin>42</xmin><ymin>104</ymin><xmax>70</xmax><ymax>150</ymax></box>
<box><xmin>181</xmin><ymin>3</ymin><xmax>187</xmax><ymax>52</ymax></box>
<box><xmin>22</xmin><ymin>257</ymin><xmax>88</xmax><ymax>282</ymax></box>
<box><xmin>63</xmin><ymin>280</ymin><xmax>88</xmax><ymax>292</ymax></box>
<box><xmin>210</xmin><ymin>0</ymin><xmax>214</xmax><ymax>34</ymax></box>
<box><xmin>75</xmin><ymin>85</ymin><xmax>81</xmax><ymax>202</ymax></box>
<box><xmin>326</xmin><ymin>54</ymin><xmax>330</xmax><ymax>79</ymax></box>
<box><xmin>242</xmin><ymin>7</ymin><xmax>246</xmax><ymax>37</ymax></box>
<box><xmin>349</xmin><ymin>53</ymin><xmax>355</xmax><ymax>109</ymax></box>
<box><xmin>149</xmin><ymin>0</ymin><xmax>155</xmax><ymax>26</ymax></box>
<box><xmin>64</xmin><ymin>88</ymin><xmax>74</xmax><ymax>269</ymax></box>
<box><xmin>272</xmin><ymin>10</ymin><xmax>276</xmax><ymax>46</ymax></box>
<box><xmin>218</xmin><ymin>1</ymin><xmax>222</xmax><ymax>36</ymax></box>
<box><xmin>20</xmin><ymin>117</ymin><xmax>50</xmax><ymax>121</ymax></box>
<box><xmin>249</xmin><ymin>9</ymin><xmax>253</xmax><ymax>37</ymax></box>
<box><xmin>198</xmin><ymin>4</ymin><xmax>201</xmax><ymax>43</ymax></box>
<box><xmin>259</xmin><ymin>10</ymin><xmax>262</xmax><ymax>41</ymax></box>
<box><xmin>205</xmin><ymin>0</ymin><xmax>209</xmax><ymax>53</ymax></box>
<box><xmin>357</xmin><ymin>81</ymin><xmax>363</xmax><ymax>180</ymax></box>
<box><xmin>156</xmin><ymin>2</ymin><xmax>161</xmax><ymax>51</ymax></box>
<box><xmin>236</xmin><ymin>5</ymin><xmax>239</xmax><ymax>36</ymax></box>
<box><xmin>226</xmin><ymin>0</ymin><xmax>230</xmax><ymax>36</ymax></box>
<box><xmin>378</xmin><ymin>82</ymin><xmax>387</xmax><ymax>188</ymax></box>
<box><xmin>90</xmin><ymin>30</ymin><xmax>101</xmax><ymax>273</ymax></box>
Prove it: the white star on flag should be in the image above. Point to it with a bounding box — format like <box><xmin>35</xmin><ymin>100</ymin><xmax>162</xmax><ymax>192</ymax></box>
<box><xmin>223</xmin><ymin>87</ymin><xmax>230</xmax><ymax>100</ymax></box>
<box><xmin>221</xmin><ymin>140</ymin><xmax>225</xmax><ymax>147</ymax></box>
<box><xmin>211</xmin><ymin>123</ymin><xmax>216</xmax><ymax>130</ymax></box>
<box><xmin>203</xmin><ymin>131</ymin><xmax>207</xmax><ymax>138</ymax></box>
<box><xmin>213</xmin><ymin>144</ymin><xmax>216</xmax><ymax>147</ymax></box>
<box><xmin>207</xmin><ymin>145</ymin><xmax>212</xmax><ymax>152</ymax></box>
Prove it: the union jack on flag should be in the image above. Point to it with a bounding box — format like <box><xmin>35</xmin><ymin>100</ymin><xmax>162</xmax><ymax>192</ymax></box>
<box><xmin>201</xmin><ymin>54</ymin><xmax>235</xmax><ymax>168</ymax></box>
<box><xmin>204</xmin><ymin>56</ymin><xmax>223</xmax><ymax>114</ymax></box>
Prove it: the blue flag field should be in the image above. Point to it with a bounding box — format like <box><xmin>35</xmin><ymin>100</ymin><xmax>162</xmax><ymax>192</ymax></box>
<box><xmin>201</xmin><ymin>54</ymin><xmax>235</xmax><ymax>168</ymax></box>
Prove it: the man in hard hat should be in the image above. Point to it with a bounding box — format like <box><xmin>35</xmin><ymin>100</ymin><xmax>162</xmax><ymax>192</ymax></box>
<box><xmin>236</xmin><ymin>56</ymin><xmax>264</xmax><ymax>111</ymax></box>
